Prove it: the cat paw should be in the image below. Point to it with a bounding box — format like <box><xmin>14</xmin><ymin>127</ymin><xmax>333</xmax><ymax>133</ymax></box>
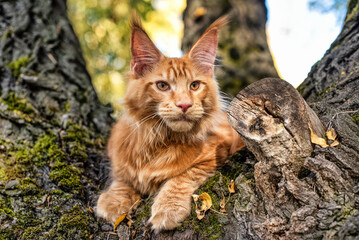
<box><xmin>149</xmin><ymin>204</ymin><xmax>190</xmax><ymax>232</ymax></box>
<box><xmin>96</xmin><ymin>191</ymin><xmax>132</xmax><ymax>223</ymax></box>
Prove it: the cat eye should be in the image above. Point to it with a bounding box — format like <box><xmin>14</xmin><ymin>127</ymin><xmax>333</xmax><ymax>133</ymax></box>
<box><xmin>190</xmin><ymin>81</ymin><xmax>200</xmax><ymax>91</ymax></box>
<box><xmin>156</xmin><ymin>81</ymin><xmax>170</xmax><ymax>91</ymax></box>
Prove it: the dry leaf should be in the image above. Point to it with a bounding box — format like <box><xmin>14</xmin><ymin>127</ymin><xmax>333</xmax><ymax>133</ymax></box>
<box><xmin>330</xmin><ymin>140</ymin><xmax>340</xmax><ymax>147</ymax></box>
<box><xmin>326</xmin><ymin>126</ymin><xmax>337</xmax><ymax>141</ymax></box>
<box><xmin>310</xmin><ymin>127</ymin><xmax>328</xmax><ymax>148</ymax></box>
<box><xmin>228</xmin><ymin>180</ymin><xmax>236</xmax><ymax>193</ymax></box>
<box><xmin>127</xmin><ymin>217</ymin><xmax>133</xmax><ymax>228</ymax></box>
<box><xmin>193</xmin><ymin>193</ymin><xmax>212</xmax><ymax>220</ymax></box>
<box><xmin>113</xmin><ymin>213</ymin><xmax>127</xmax><ymax>231</ymax></box>
<box><xmin>88</xmin><ymin>206</ymin><xmax>95</xmax><ymax>213</ymax></box>
<box><xmin>192</xmin><ymin>194</ymin><xmax>199</xmax><ymax>202</ymax></box>
<box><xmin>220</xmin><ymin>194</ymin><xmax>226</xmax><ymax>213</ymax></box>
<box><xmin>198</xmin><ymin>193</ymin><xmax>212</xmax><ymax>211</ymax></box>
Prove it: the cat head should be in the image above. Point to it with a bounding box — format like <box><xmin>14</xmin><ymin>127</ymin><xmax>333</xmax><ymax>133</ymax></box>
<box><xmin>125</xmin><ymin>14</ymin><xmax>228</xmax><ymax>133</ymax></box>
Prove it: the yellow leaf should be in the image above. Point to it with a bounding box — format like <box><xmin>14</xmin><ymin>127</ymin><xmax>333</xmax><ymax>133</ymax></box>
<box><xmin>193</xmin><ymin>193</ymin><xmax>212</xmax><ymax>220</ymax></box>
<box><xmin>113</xmin><ymin>213</ymin><xmax>127</xmax><ymax>231</ymax></box>
<box><xmin>310</xmin><ymin>127</ymin><xmax>328</xmax><ymax>148</ymax></box>
<box><xmin>326</xmin><ymin>126</ymin><xmax>337</xmax><ymax>141</ymax></box>
<box><xmin>198</xmin><ymin>193</ymin><xmax>212</xmax><ymax>211</ymax></box>
<box><xmin>330</xmin><ymin>140</ymin><xmax>340</xmax><ymax>147</ymax></box>
<box><xmin>228</xmin><ymin>180</ymin><xmax>236</xmax><ymax>193</ymax></box>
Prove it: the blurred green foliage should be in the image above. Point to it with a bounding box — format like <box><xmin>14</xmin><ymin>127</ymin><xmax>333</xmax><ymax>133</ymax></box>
<box><xmin>67</xmin><ymin>0</ymin><xmax>185</xmax><ymax>115</ymax></box>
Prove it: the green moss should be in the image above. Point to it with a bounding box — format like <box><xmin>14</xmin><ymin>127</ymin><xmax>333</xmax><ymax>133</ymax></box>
<box><xmin>49</xmin><ymin>161</ymin><xmax>82</xmax><ymax>194</ymax></box>
<box><xmin>7</xmin><ymin>133</ymin><xmax>66</xmax><ymax>178</ymax></box>
<box><xmin>20</xmin><ymin>177</ymin><xmax>39</xmax><ymax>195</ymax></box>
<box><xmin>45</xmin><ymin>204</ymin><xmax>91</xmax><ymax>239</ymax></box>
<box><xmin>22</xmin><ymin>226</ymin><xmax>43</xmax><ymax>239</ymax></box>
<box><xmin>0</xmin><ymin>195</ymin><xmax>15</xmax><ymax>218</ymax></box>
<box><xmin>346</xmin><ymin>0</ymin><xmax>359</xmax><ymax>22</ymax></box>
<box><xmin>336</xmin><ymin>204</ymin><xmax>357</xmax><ymax>221</ymax></box>
<box><xmin>178</xmin><ymin>202</ymin><xmax>224</xmax><ymax>240</ymax></box>
<box><xmin>1</xmin><ymin>92</ymin><xmax>34</xmax><ymax>114</ymax></box>
<box><xmin>7</xmin><ymin>56</ymin><xmax>33</xmax><ymax>79</ymax></box>
<box><xmin>352</xmin><ymin>112</ymin><xmax>359</xmax><ymax>126</ymax></box>
<box><xmin>318</xmin><ymin>84</ymin><xmax>335</xmax><ymax>98</ymax></box>
<box><xmin>64</xmin><ymin>101</ymin><xmax>72</xmax><ymax>112</ymax></box>
<box><xmin>62</xmin><ymin>123</ymin><xmax>94</xmax><ymax>160</ymax></box>
<box><xmin>33</xmin><ymin>133</ymin><xmax>66</xmax><ymax>166</ymax></box>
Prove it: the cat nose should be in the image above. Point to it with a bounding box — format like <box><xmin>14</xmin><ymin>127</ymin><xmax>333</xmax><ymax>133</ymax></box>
<box><xmin>176</xmin><ymin>102</ymin><xmax>192</xmax><ymax>113</ymax></box>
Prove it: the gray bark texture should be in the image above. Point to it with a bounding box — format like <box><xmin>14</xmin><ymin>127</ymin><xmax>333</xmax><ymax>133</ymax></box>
<box><xmin>0</xmin><ymin>0</ymin><xmax>114</xmax><ymax>239</ymax></box>
<box><xmin>182</xmin><ymin>0</ymin><xmax>279</xmax><ymax>96</ymax></box>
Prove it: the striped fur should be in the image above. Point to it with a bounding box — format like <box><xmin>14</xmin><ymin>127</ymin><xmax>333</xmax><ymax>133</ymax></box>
<box><xmin>96</xmin><ymin>14</ymin><xmax>244</xmax><ymax>231</ymax></box>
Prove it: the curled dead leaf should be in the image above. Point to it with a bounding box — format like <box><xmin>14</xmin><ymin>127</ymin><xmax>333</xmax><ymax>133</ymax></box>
<box><xmin>113</xmin><ymin>213</ymin><xmax>127</xmax><ymax>231</ymax></box>
<box><xmin>326</xmin><ymin>126</ymin><xmax>337</xmax><ymax>141</ymax></box>
<box><xmin>330</xmin><ymin>140</ymin><xmax>340</xmax><ymax>147</ymax></box>
<box><xmin>228</xmin><ymin>180</ymin><xmax>236</xmax><ymax>193</ymax></box>
<box><xmin>198</xmin><ymin>193</ymin><xmax>212</xmax><ymax>211</ymax></box>
<box><xmin>220</xmin><ymin>194</ymin><xmax>226</xmax><ymax>213</ymax></box>
<box><xmin>88</xmin><ymin>206</ymin><xmax>95</xmax><ymax>213</ymax></box>
<box><xmin>310</xmin><ymin>127</ymin><xmax>329</xmax><ymax>148</ymax></box>
<box><xmin>193</xmin><ymin>193</ymin><xmax>212</xmax><ymax>220</ymax></box>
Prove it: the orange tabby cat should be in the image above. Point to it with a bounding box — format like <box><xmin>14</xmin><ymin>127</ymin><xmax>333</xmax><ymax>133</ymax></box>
<box><xmin>96</xmin><ymin>14</ymin><xmax>244</xmax><ymax>231</ymax></box>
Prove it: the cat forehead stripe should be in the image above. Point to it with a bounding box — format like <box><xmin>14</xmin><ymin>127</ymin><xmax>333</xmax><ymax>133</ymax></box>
<box><xmin>165</xmin><ymin>59</ymin><xmax>193</xmax><ymax>80</ymax></box>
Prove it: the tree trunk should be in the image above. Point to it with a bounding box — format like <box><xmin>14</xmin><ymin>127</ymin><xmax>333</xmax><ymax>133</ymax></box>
<box><xmin>182</xmin><ymin>0</ymin><xmax>278</xmax><ymax>96</ymax></box>
<box><xmin>0</xmin><ymin>0</ymin><xmax>114</xmax><ymax>239</ymax></box>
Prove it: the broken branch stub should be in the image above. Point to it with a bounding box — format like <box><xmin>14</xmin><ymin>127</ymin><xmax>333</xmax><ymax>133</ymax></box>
<box><xmin>227</xmin><ymin>78</ymin><xmax>324</xmax><ymax>217</ymax></box>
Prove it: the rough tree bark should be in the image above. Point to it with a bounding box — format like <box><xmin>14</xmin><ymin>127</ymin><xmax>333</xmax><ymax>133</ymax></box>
<box><xmin>182</xmin><ymin>0</ymin><xmax>278</xmax><ymax>96</ymax></box>
<box><xmin>0</xmin><ymin>0</ymin><xmax>114</xmax><ymax>239</ymax></box>
<box><xmin>225</xmin><ymin>1</ymin><xmax>359</xmax><ymax>239</ymax></box>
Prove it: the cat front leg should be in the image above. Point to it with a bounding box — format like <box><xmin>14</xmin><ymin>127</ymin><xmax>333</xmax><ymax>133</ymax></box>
<box><xmin>149</xmin><ymin>166</ymin><xmax>214</xmax><ymax>231</ymax></box>
<box><xmin>96</xmin><ymin>179</ymin><xmax>140</xmax><ymax>223</ymax></box>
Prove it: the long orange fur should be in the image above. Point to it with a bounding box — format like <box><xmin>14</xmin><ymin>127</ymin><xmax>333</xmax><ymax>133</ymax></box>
<box><xmin>96</xmin><ymin>14</ymin><xmax>244</xmax><ymax>231</ymax></box>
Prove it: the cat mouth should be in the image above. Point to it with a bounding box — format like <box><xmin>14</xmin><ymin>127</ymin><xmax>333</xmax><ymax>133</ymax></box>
<box><xmin>169</xmin><ymin>115</ymin><xmax>193</xmax><ymax>122</ymax></box>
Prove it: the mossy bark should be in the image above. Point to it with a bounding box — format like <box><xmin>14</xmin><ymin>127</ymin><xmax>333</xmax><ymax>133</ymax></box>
<box><xmin>0</xmin><ymin>0</ymin><xmax>114</xmax><ymax>239</ymax></box>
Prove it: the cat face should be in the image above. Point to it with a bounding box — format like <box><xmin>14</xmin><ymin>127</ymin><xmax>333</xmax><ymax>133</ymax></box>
<box><xmin>125</xmin><ymin>15</ymin><xmax>228</xmax><ymax>133</ymax></box>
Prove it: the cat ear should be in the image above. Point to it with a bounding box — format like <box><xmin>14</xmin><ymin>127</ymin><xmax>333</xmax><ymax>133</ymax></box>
<box><xmin>188</xmin><ymin>15</ymin><xmax>229</xmax><ymax>76</ymax></box>
<box><xmin>130</xmin><ymin>13</ymin><xmax>163</xmax><ymax>78</ymax></box>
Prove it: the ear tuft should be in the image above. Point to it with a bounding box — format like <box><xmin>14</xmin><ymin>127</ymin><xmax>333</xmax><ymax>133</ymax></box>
<box><xmin>188</xmin><ymin>15</ymin><xmax>229</xmax><ymax>76</ymax></box>
<box><xmin>130</xmin><ymin>12</ymin><xmax>163</xmax><ymax>78</ymax></box>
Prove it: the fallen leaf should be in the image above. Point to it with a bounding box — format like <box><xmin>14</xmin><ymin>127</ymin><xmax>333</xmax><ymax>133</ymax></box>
<box><xmin>220</xmin><ymin>194</ymin><xmax>226</xmax><ymax>213</ymax></box>
<box><xmin>228</xmin><ymin>180</ymin><xmax>236</xmax><ymax>193</ymax></box>
<box><xmin>330</xmin><ymin>140</ymin><xmax>340</xmax><ymax>147</ymax></box>
<box><xmin>193</xmin><ymin>193</ymin><xmax>212</xmax><ymax>220</ymax></box>
<box><xmin>125</xmin><ymin>214</ymin><xmax>134</xmax><ymax>228</ymax></box>
<box><xmin>326</xmin><ymin>126</ymin><xmax>337</xmax><ymax>141</ymax></box>
<box><xmin>198</xmin><ymin>193</ymin><xmax>212</xmax><ymax>211</ymax></box>
<box><xmin>88</xmin><ymin>206</ymin><xmax>95</xmax><ymax>213</ymax></box>
<box><xmin>192</xmin><ymin>194</ymin><xmax>199</xmax><ymax>202</ymax></box>
<box><xmin>113</xmin><ymin>213</ymin><xmax>127</xmax><ymax>231</ymax></box>
<box><xmin>310</xmin><ymin>127</ymin><xmax>328</xmax><ymax>148</ymax></box>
